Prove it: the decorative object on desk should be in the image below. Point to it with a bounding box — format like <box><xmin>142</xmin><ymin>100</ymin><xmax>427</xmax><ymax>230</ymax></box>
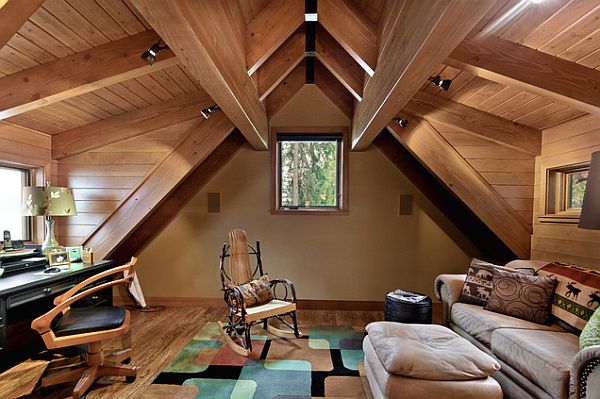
<box><xmin>22</xmin><ymin>183</ymin><xmax>77</xmax><ymax>253</ymax></box>
<box><xmin>579</xmin><ymin>151</ymin><xmax>599</xmax><ymax>230</ymax></box>
<box><xmin>65</xmin><ymin>246</ymin><xmax>83</xmax><ymax>262</ymax></box>
<box><xmin>82</xmin><ymin>247</ymin><xmax>93</xmax><ymax>264</ymax></box>
<box><xmin>48</xmin><ymin>250</ymin><xmax>69</xmax><ymax>266</ymax></box>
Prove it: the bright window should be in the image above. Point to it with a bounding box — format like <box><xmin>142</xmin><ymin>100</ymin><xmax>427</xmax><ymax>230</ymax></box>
<box><xmin>272</xmin><ymin>129</ymin><xmax>348</xmax><ymax>214</ymax></box>
<box><xmin>0</xmin><ymin>166</ymin><xmax>30</xmax><ymax>241</ymax></box>
<box><xmin>542</xmin><ymin>162</ymin><xmax>590</xmax><ymax>223</ymax></box>
<box><xmin>566</xmin><ymin>170</ymin><xmax>588</xmax><ymax>210</ymax></box>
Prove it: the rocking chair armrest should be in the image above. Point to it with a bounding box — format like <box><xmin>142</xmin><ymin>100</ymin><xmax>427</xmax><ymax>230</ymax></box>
<box><xmin>223</xmin><ymin>286</ymin><xmax>247</xmax><ymax>316</ymax></box>
<box><xmin>269</xmin><ymin>279</ymin><xmax>297</xmax><ymax>302</ymax></box>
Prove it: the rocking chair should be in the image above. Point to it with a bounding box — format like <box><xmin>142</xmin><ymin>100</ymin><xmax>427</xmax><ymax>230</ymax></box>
<box><xmin>218</xmin><ymin>229</ymin><xmax>301</xmax><ymax>356</ymax></box>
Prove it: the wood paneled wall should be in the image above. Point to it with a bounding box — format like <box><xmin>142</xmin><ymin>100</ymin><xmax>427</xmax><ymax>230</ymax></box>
<box><xmin>432</xmin><ymin>122</ymin><xmax>536</xmax><ymax>228</ymax></box>
<box><xmin>0</xmin><ymin>122</ymin><xmax>51</xmax><ymax>168</ymax></box>
<box><xmin>531</xmin><ymin>115</ymin><xmax>600</xmax><ymax>268</ymax></box>
<box><xmin>55</xmin><ymin>124</ymin><xmax>191</xmax><ymax>246</ymax></box>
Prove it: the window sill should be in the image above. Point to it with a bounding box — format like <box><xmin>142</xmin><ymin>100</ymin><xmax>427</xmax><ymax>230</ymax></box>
<box><xmin>538</xmin><ymin>212</ymin><xmax>581</xmax><ymax>225</ymax></box>
<box><xmin>271</xmin><ymin>208</ymin><xmax>349</xmax><ymax>216</ymax></box>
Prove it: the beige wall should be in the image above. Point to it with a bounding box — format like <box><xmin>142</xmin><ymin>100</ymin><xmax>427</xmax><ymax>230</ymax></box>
<box><xmin>531</xmin><ymin>115</ymin><xmax>600</xmax><ymax>268</ymax></box>
<box><xmin>135</xmin><ymin>87</ymin><xmax>475</xmax><ymax>301</ymax></box>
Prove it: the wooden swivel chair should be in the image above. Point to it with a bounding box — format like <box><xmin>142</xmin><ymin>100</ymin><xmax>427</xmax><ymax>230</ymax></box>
<box><xmin>31</xmin><ymin>257</ymin><xmax>138</xmax><ymax>399</ymax></box>
<box><xmin>218</xmin><ymin>229</ymin><xmax>301</xmax><ymax>356</ymax></box>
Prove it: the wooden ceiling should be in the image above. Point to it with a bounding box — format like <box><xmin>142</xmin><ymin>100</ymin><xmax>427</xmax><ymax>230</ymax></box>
<box><xmin>0</xmin><ymin>0</ymin><xmax>598</xmax><ymax>147</ymax></box>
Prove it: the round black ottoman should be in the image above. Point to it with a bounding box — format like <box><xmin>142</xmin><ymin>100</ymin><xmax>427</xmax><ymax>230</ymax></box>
<box><xmin>384</xmin><ymin>290</ymin><xmax>432</xmax><ymax>324</ymax></box>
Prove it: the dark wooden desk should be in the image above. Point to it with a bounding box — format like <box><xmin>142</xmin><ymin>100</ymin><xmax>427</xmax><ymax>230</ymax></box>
<box><xmin>0</xmin><ymin>260</ymin><xmax>115</xmax><ymax>367</ymax></box>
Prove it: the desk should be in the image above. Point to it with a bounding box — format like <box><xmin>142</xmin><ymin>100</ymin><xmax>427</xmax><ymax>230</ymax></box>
<box><xmin>0</xmin><ymin>260</ymin><xmax>114</xmax><ymax>366</ymax></box>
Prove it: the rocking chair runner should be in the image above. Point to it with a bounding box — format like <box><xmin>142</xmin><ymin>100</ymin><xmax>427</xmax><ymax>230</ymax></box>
<box><xmin>218</xmin><ymin>229</ymin><xmax>301</xmax><ymax>356</ymax></box>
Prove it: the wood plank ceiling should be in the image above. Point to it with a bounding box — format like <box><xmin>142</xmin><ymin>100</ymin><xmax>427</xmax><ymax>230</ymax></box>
<box><xmin>0</xmin><ymin>0</ymin><xmax>599</xmax><ymax>259</ymax></box>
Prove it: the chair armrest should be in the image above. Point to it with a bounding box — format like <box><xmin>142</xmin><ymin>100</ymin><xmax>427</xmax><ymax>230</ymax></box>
<box><xmin>570</xmin><ymin>345</ymin><xmax>600</xmax><ymax>399</ymax></box>
<box><xmin>223</xmin><ymin>286</ymin><xmax>246</xmax><ymax>317</ymax></box>
<box><xmin>433</xmin><ymin>274</ymin><xmax>466</xmax><ymax>326</ymax></box>
<box><xmin>269</xmin><ymin>279</ymin><xmax>297</xmax><ymax>303</ymax></box>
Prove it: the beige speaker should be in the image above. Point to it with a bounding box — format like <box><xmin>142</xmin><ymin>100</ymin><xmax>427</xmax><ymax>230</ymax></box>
<box><xmin>399</xmin><ymin>194</ymin><xmax>413</xmax><ymax>216</ymax></box>
<box><xmin>208</xmin><ymin>192</ymin><xmax>221</xmax><ymax>213</ymax></box>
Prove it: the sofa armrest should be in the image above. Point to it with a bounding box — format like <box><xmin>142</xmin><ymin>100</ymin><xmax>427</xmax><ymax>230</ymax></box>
<box><xmin>570</xmin><ymin>345</ymin><xmax>600</xmax><ymax>399</ymax></box>
<box><xmin>433</xmin><ymin>274</ymin><xmax>466</xmax><ymax>327</ymax></box>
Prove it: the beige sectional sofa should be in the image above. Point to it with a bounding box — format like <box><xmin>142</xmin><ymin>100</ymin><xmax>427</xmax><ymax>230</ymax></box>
<box><xmin>435</xmin><ymin>264</ymin><xmax>600</xmax><ymax>399</ymax></box>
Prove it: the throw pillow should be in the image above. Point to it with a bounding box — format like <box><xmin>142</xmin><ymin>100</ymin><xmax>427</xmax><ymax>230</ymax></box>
<box><xmin>460</xmin><ymin>258</ymin><xmax>527</xmax><ymax>306</ymax></box>
<box><xmin>484</xmin><ymin>268</ymin><xmax>556</xmax><ymax>324</ymax></box>
<box><xmin>580</xmin><ymin>306</ymin><xmax>600</xmax><ymax>349</ymax></box>
<box><xmin>227</xmin><ymin>275</ymin><xmax>273</xmax><ymax>307</ymax></box>
<box><xmin>537</xmin><ymin>262</ymin><xmax>600</xmax><ymax>331</ymax></box>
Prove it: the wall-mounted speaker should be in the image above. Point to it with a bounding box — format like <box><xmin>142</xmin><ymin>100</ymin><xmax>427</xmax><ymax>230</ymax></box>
<box><xmin>399</xmin><ymin>194</ymin><xmax>413</xmax><ymax>216</ymax></box>
<box><xmin>208</xmin><ymin>192</ymin><xmax>221</xmax><ymax>213</ymax></box>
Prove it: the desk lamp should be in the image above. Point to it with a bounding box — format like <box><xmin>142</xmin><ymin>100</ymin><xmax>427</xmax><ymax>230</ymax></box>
<box><xmin>579</xmin><ymin>151</ymin><xmax>599</xmax><ymax>230</ymax></box>
<box><xmin>22</xmin><ymin>183</ymin><xmax>77</xmax><ymax>253</ymax></box>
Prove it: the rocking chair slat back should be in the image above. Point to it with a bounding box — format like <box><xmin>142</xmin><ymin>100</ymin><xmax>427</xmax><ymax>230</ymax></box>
<box><xmin>229</xmin><ymin>229</ymin><xmax>253</xmax><ymax>284</ymax></box>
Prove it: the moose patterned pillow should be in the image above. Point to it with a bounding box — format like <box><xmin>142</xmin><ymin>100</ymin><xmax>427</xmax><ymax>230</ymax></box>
<box><xmin>460</xmin><ymin>259</ymin><xmax>508</xmax><ymax>306</ymax></box>
<box><xmin>537</xmin><ymin>263</ymin><xmax>600</xmax><ymax>331</ymax></box>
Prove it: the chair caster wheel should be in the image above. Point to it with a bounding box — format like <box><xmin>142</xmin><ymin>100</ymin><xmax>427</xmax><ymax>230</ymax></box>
<box><xmin>126</xmin><ymin>375</ymin><xmax>137</xmax><ymax>383</ymax></box>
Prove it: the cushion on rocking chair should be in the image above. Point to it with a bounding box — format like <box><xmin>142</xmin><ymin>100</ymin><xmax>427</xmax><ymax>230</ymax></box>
<box><xmin>228</xmin><ymin>274</ymin><xmax>273</xmax><ymax>307</ymax></box>
<box><xmin>52</xmin><ymin>306</ymin><xmax>126</xmax><ymax>337</ymax></box>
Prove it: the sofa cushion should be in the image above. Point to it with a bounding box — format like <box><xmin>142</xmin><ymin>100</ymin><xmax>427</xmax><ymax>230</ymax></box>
<box><xmin>365</xmin><ymin>321</ymin><xmax>500</xmax><ymax>380</ymax></box>
<box><xmin>451</xmin><ymin>302</ymin><xmax>563</xmax><ymax>347</ymax></box>
<box><xmin>537</xmin><ymin>262</ymin><xmax>600</xmax><ymax>331</ymax></box>
<box><xmin>491</xmin><ymin>329</ymin><xmax>579</xmax><ymax>399</ymax></box>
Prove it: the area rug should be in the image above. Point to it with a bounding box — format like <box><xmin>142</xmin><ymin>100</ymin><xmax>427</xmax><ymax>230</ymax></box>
<box><xmin>152</xmin><ymin>322</ymin><xmax>368</xmax><ymax>398</ymax></box>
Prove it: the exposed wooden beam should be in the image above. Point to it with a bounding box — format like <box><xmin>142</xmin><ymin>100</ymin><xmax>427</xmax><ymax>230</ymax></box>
<box><xmin>351</xmin><ymin>0</ymin><xmax>495</xmax><ymax>150</ymax></box>
<box><xmin>52</xmin><ymin>90</ymin><xmax>212</xmax><ymax>160</ymax></box>
<box><xmin>109</xmin><ymin>131</ymin><xmax>246</xmax><ymax>261</ymax></box>
<box><xmin>388</xmin><ymin>117</ymin><xmax>531</xmax><ymax>259</ymax></box>
<box><xmin>374</xmin><ymin>130</ymin><xmax>515</xmax><ymax>261</ymax></box>
<box><xmin>84</xmin><ymin>112</ymin><xmax>235</xmax><ymax>260</ymax></box>
<box><xmin>246</xmin><ymin>0</ymin><xmax>304</xmax><ymax>75</ymax></box>
<box><xmin>318</xmin><ymin>0</ymin><xmax>377</xmax><ymax>76</ymax></box>
<box><xmin>0</xmin><ymin>0</ymin><xmax>45</xmax><ymax>49</ymax></box>
<box><xmin>0</xmin><ymin>30</ymin><xmax>177</xmax><ymax>120</ymax></box>
<box><xmin>447</xmin><ymin>35</ymin><xmax>600</xmax><ymax>116</ymax></box>
<box><xmin>315</xmin><ymin>27</ymin><xmax>364</xmax><ymax>101</ymax></box>
<box><xmin>314</xmin><ymin>60</ymin><xmax>354</xmax><ymax>119</ymax></box>
<box><xmin>405</xmin><ymin>91</ymin><xmax>541</xmax><ymax>156</ymax></box>
<box><xmin>266</xmin><ymin>60</ymin><xmax>305</xmax><ymax>118</ymax></box>
<box><xmin>256</xmin><ymin>26</ymin><xmax>305</xmax><ymax>101</ymax></box>
<box><xmin>130</xmin><ymin>0</ymin><xmax>268</xmax><ymax>150</ymax></box>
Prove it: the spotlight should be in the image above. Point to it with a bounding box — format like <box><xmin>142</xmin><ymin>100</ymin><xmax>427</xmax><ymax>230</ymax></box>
<box><xmin>201</xmin><ymin>105</ymin><xmax>220</xmax><ymax>119</ymax></box>
<box><xmin>393</xmin><ymin>117</ymin><xmax>408</xmax><ymax>127</ymax></box>
<box><xmin>141</xmin><ymin>40</ymin><xmax>169</xmax><ymax>66</ymax></box>
<box><xmin>428</xmin><ymin>75</ymin><xmax>452</xmax><ymax>91</ymax></box>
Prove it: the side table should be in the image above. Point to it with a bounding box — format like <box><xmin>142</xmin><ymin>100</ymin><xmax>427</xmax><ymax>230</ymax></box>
<box><xmin>384</xmin><ymin>290</ymin><xmax>432</xmax><ymax>324</ymax></box>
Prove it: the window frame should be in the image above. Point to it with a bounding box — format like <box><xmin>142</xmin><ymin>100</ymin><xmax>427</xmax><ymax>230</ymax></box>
<box><xmin>540</xmin><ymin>161</ymin><xmax>590</xmax><ymax>224</ymax></box>
<box><xmin>0</xmin><ymin>164</ymin><xmax>33</xmax><ymax>242</ymax></box>
<box><xmin>271</xmin><ymin>127</ymin><xmax>349</xmax><ymax>215</ymax></box>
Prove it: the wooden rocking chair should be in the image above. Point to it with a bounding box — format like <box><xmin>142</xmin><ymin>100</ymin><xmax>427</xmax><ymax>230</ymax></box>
<box><xmin>218</xmin><ymin>229</ymin><xmax>301</xmax><ymax>356</ymax></box>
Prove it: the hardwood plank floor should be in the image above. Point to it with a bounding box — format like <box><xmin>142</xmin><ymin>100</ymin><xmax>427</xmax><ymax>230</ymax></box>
<box><xmin>24</xmin><ymin>307</ymin><xmax>385</xmax><ymax>399</ymax></box>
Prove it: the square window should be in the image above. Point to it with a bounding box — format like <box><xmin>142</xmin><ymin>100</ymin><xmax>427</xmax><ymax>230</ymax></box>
<box><xmin>0</xmin><ymin>166</ymin><xmax>31</xmax><ymax>241</ymax></box>
<box><xmin>566</xmin><ymin>170</ymin><xmax>588</xmax><ymax>210</ymax></box>
<box><xmin>542</xmin><ymin>162</ymin><xmax>590</xmax><ymax>224</ymax></box>
<box><xmin>271</xmin><ymin>128</ymin><xmax>348</xmax><ymax>214</ymax></box>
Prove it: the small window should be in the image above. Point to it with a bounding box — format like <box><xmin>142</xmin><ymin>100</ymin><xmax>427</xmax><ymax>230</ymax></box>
<box><xmin>542</xmin><ymin>162</ymin><xmax>589</xmax><ymax>223</ymax></box>
<box><xmin>0</xmin><ymin>165</ymin><xmax>31</xmax><ymax>241</ymax></box>
<box><xmin>271</xmin><ymin>128</ymin><xmax>348</xmax><ymax>214</ymax></box>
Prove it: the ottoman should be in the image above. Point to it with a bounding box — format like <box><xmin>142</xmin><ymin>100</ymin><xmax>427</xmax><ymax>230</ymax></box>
<box><xmin>363</xmin><ymin>322</ymin><xmax>502</xmax><ymax>399</ymax></box>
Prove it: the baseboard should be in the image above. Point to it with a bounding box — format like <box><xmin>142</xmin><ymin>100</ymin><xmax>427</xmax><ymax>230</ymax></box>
<box><xmin>113</xmin><ymin>296</ymin><xmax>385</xmax><ymax>310</ymax></box>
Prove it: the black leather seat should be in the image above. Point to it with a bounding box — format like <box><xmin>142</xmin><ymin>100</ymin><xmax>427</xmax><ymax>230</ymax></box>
<box><xmin>53</xmin><ymin>306</ymin><xmax>126</xmax><ymax>337</ymax></box>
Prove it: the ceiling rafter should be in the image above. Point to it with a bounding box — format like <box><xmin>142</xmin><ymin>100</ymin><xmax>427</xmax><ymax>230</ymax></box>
<box><xmin>405</xmin><ymin>91</ymin><xmax>542</xmax><ymax>156</ymax></box>
<box><xmin>0</xmin><ymin>0</ymin><xmax>46</xmax><ymax>49</ymax></box>
<box><xmin>0</xmin><ymin>30</ymin><xmax>177</xmax><ymax>120</ymax></box>
<box><xmin>130</xmin><ymin>0</ymin><xmax>269</xmax><ymax>150</ymax></box>
<box><xmin>266</xmin><ymin>60</ymin><xmax>306</xmax><ymax>118</ymax></box>
<box><xmin>352</xmin><ymin>0</ymin><xmax>496</xmax><ymax>150</ymax></box>
<box><xmin>446</xmin><ymin>35</ymin><xmax>600</xmax><ymax>117</ymax></box>
<box><xmin>255</xmin><ymin>25</ymin><xmax>305</xmax><ymax>101</ymax></box>
<box><xmin>52</xmin><ymin>90</ymin><xmax>212</xmax><ymax>160</ymax></box>
<box><xmin>246</xmin><ymin>0</ymin><xmax>304</xmax><ymax>75</ymax></box>
<box><xmin>315</xmin><ymin>26</ymin><xmax>364</xmax><ymax>101</ymax></box>
<box><xmin>318</xmin><ymin>0</ymin><xmax>377</xmax><ymax>76</ymax></box>
<box><xmin>314</xmin><ymin>60</ymin><xmax>354</xmax><ymax>119</ymax></box>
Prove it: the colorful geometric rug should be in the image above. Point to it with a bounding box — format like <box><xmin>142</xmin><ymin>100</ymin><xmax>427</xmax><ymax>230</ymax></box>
<box><xmin>152</xmin><ymin>322</ymin><xmax>368</xmax><ymax>398</ymax></box>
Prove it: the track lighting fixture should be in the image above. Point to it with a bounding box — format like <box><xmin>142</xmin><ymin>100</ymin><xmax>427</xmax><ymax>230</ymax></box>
<box><xmin>393</xmin><ymin>117</ymin><xmax>408</xmax><ymax>127</ymax></box>
<box><xmin>141</xmin><ymin>40</ymin><xmax>169</xmax><ymax>66</ymax></box>
<box><xmin>428</xmin><ymin>75</ymin><xmax>452</xmax><ymax>91</ymax></box>
<box><xmin>201</xmin><ymin>105</ymin><xmax>220</xmax><ymax>119</ymax></box>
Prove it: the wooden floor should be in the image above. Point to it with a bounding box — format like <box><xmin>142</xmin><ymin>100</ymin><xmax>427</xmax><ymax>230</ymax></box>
<box><xmin>24</xmin><ymin>307</ymin><xmax>385</xmax><ymax>399</ymax></box>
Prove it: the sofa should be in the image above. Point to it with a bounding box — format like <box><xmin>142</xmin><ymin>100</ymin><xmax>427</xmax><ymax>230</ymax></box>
<box><xmin>434</xmin><ymin>260</ymin><xmax>600</xmax><ymax>399</ymax></box>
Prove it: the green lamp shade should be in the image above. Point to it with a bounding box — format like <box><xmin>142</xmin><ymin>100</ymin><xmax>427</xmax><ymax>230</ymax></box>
<box><xmin>22</xmin><ymin>186</ymin><xmax>77</xmax><ymax>216</ymax></box>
